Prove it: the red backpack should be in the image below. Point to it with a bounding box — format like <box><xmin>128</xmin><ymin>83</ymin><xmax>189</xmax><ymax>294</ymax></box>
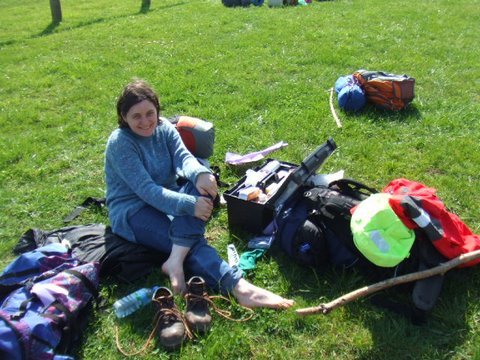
<box><xmin>383</xmin><ymin>178</ymin><xmax>480</xmax><ymax>267</ymax></box>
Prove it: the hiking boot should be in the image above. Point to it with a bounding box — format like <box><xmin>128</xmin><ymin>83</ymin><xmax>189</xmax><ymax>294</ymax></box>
<box><xmin>184</xmin><ymin>276</ymin><xmax>212</xmax><ymax>333</ymax></box>
<box><xmin>152</xmin><ymin>287</ymin><xmax>185</xmax><ymax>351</ymax></box>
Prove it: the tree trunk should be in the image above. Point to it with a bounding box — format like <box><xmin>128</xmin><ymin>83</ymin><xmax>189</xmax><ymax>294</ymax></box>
<box><xmin>141</xmin><ymin>0</ymin><xmax>151</xmax><ymax>12</ymax></box>
<box><xmin>50</xmin><ymin>0</ymin><xmax>62</xmax><ymax>24</ymax></box>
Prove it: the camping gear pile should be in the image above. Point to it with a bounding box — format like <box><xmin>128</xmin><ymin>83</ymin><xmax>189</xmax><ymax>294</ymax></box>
<box><xmin>335</xmin><ymin>69</ymin><xmax>416</xmax><ymax>112</ymax></box>
<box><xmin>224</xmin><ymin>138</ymin><xmax>480</xmax><ymax>323</ymax></box>
<box><xmin>222</xmin><ymin>0</ymin><xmax>310</xmax><ymax>8</ymax></box>
<box><xmin>2</xmin><ymin>107</ymin><xmax>478</xmax><ymax>357</ymax></box>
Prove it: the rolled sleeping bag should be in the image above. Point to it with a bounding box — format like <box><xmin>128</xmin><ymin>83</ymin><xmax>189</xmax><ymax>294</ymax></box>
<box><xmin>165</xmin><ymin>115</ymin><xmax>215</xmax><ymax>159</ymax></box>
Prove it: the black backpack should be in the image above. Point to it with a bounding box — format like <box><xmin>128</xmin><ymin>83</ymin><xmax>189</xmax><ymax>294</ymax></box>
<box><xmin>302</xmin><ymin>179</ymin><xmax>378</xmax><ymax>267</ymax></box>
<box><xmin>275</xmin><ymin>189</ymin><xmax>328</xmax><ymax>268</ymax></box>
<box><xmin>278</xmin><ymin>178</ymin><xmax>448</xmax><ymax>324</ymax></box>
<box><xmin>275</xmin><ymin>179</ymin><xmax>377</xmax><ymax>269</ymax></box>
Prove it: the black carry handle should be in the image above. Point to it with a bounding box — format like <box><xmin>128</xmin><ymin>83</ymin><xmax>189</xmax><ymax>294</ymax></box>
<box><xmin>328</xmin><ymin>179</ymin><xmax>378</xmax><ymax>200</ymax></box>
<box><xmin>298</xmin><ymin>138</ymin><xmax>337</xmax><ymax>179</ymax></box>
<box><xmin>273</xmin><ymin>137</ymin><xmax>337</xmax><ymax>210</ymax></box>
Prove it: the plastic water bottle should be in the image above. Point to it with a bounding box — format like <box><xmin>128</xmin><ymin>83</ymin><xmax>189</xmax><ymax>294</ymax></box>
<box><xmin>227</xmin><ymin>244</ymin><xmax>240</xmax><ymax>267</ymax></box>
<box><xmin>113</xmin><ymin>286</ymin><xmax>159</xmax><ymax>318</ymax></box>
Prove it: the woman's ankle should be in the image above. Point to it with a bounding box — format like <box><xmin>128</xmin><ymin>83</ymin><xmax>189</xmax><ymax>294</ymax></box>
<box><xmin>162</xmin><ymin>258</ymin><xmax>186</xmax><ymax>295</ymax></box>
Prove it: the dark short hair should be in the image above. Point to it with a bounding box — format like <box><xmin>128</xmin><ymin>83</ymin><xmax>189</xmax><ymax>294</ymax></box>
<box><xmin>116</xmin><ymin>79</ymin><xmax>161</xmax><ymax>128</ymax></box>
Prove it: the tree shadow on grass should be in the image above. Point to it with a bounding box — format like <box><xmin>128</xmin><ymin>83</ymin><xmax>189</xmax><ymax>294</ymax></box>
<box><xmin>37</xmin><ymin>21</ymin><xmax>62</xmax><ymax>37</ymax></box>
<box><xmin>0</xmin><ymin>2</ymin><xmax>186</xmax><ymax>48</ymax></box>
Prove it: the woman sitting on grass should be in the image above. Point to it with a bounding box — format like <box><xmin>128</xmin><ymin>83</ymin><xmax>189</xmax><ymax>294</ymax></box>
<box><xmin>104</xmin><ymin>78</ymin><xmax>294</xmax><ymax>309</ymax></box>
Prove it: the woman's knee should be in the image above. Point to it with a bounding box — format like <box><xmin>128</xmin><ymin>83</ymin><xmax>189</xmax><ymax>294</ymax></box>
<box><xmin>179</xmin><ymin>181</ymin><xmax>201</xmax><ymax>197</ymax></box>
<box><xmin>129</xmin><ymin>206</ymin><xmax>172</xmax><ymax>251</ymax></box>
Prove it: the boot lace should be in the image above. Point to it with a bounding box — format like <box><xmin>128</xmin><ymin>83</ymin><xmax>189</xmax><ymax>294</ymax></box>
<box><xmin>184</xmin><ymin>292</ymin><xmax>255</xmax><ymax>322</ymax></box>
<box><xmin>115</xmin><ymin>300</ymin><xmax>193</xmax><ymax>357</ymax></box>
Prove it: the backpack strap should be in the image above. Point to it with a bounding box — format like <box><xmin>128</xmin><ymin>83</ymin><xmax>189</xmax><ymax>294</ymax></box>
<box><xmin>39</xmin><ymin>300</ymin><xmax>77</xmax><ymax>354</ymax></box>
<box><xmin>63</xmin><ymin>269</ymin><xmax>99</xmax><ymax>301</ymax></box>
<box><xmin>63</xmin><ymin>197</ymin><xmax>106</xmax><ymax>223</ymax></box>
<box><xmin>10</xmin><ymin>298</ymin><xmax>35</xmax><ymax>320</ymax></box>
<box><xmin>42</xmin><ymin>300</ymin><xmax>71</xmax><ymax>323</ymax></box>
<box><xmin>211</xmin><ymin>165</ymin><xmax>230</xmax><ymax>188</ymax></box>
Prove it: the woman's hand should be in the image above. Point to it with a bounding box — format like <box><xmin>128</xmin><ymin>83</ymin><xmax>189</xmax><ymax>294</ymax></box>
<box><xmin>195</xmin><ymin>173</ymin><xmax>218</xmax><ymax>199</ymax></box>
<box><xmin>194</xmin><ymin>173</ymin><xmax>217</xmax><ymax>221</ymax></box>
<box><xmin>194</xmin><ymin>196</ymin><xmax>214</xmax><ymax>221</ymax></box>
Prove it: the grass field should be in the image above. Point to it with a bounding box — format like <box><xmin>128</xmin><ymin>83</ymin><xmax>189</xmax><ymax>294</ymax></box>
<box><xmin>1</xmin><ymin>0</ymin><xmax>479</xmax><ymax>358</ymax></box>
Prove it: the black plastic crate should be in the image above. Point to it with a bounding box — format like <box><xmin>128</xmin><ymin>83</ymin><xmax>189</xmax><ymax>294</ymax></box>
<box><xmin>223</xmin><ymin>159</ymin><xmax>298</xmax><ymax>234</ymax></box>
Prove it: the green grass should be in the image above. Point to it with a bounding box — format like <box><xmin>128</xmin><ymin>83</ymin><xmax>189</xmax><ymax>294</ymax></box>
<box><xmin>1</xmin><ymin>0</ymin><xmax>479</xmax><ymax>358</ymax></box>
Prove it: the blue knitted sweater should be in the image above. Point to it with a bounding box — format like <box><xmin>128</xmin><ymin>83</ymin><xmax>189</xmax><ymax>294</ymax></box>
<box><xmin>105</xmin><ymin>120</ymin><xmax>210</xmax><ymax>242</ymax></box>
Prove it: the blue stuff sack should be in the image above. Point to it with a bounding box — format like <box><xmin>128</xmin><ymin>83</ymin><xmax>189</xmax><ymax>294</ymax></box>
<box><xmin>334</xmin><ymin>75</ymin><xmax>354</xmax><ymax>94</ymax></box>
<box><xmin>335</xmin><ymin>74</ymin><xmax>367</xmax><ymax>112</ymax></box>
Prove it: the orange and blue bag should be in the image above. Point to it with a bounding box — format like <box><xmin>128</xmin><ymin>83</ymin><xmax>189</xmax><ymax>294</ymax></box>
<box><xmin>353</xmin><ymin>70</ymin><xmax>415</xmax><ymax>111</ymax></box>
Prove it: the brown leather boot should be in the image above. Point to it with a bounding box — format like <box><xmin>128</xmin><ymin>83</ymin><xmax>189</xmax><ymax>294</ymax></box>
<box><xmin>184</xmin><ymin>276</ymin><xmax>212</xmax><ymax>334</ymax></box>
<box><xmin>152</xmin><ymin>287</ymin><xmax>185</xmax><ymax>351</ymax></box>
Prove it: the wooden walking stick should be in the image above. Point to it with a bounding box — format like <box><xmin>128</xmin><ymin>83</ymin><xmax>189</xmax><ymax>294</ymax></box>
<box><xmin>296</xmin><ymin>249</ymin><xmax>480</xmax><ymax>316</ymax></box>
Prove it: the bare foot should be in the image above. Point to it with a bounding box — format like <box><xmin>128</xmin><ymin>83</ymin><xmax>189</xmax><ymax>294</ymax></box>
<box><xmin>161</xmin><ymin>259</ymin><xmax>186</xmax><ymax>295</ymax></box>
<box><xmin>161</xmin><ymin>244</ymin><xmax>190</xmax><ymax>295</ymax></box>
<box><xmin>232</xmin><ymin>278</ymin><xmax>294</xmax><ymax>309</ymax></box>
